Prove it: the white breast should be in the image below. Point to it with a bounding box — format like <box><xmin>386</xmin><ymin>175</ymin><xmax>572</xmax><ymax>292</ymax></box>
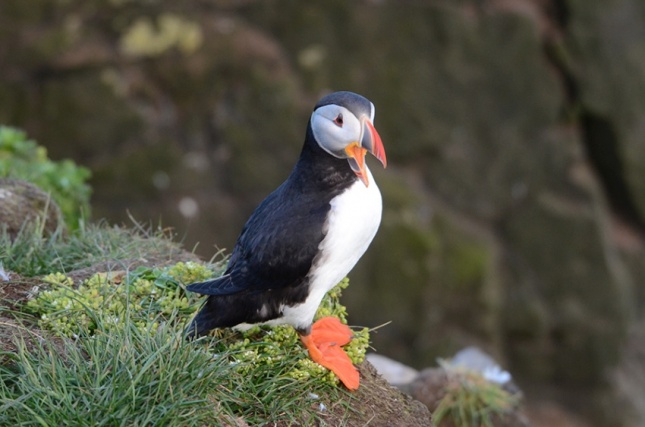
<box><xmin>275</xmin><ymin>168</ymin><xmax>383</xmax><ymax>330</ymax></box>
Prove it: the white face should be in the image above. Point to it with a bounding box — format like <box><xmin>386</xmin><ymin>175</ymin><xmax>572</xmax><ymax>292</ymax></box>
<box><xmin>310</xmin><ymin>103</ymin><xmax>375</xmax><ymax>158</ymax></box>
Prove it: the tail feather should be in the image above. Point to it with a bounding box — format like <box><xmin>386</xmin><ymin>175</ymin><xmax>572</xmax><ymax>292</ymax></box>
<box><xmin>184</xmin><ymin>296</ymin><xmax>237</xmax><ymax>339</ymax></box>
<box><xmin>186</xmin><ymin>274</ymin><xmax>240</xmax><ymax>296</ymax></box>
<box><xmin>184</xmin><ymin>307</ymin><xmax>216</xmax><ymax>340</ymax></box>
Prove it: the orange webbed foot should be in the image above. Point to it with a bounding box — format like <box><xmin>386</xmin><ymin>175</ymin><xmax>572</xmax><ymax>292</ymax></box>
<box><xmin>301</xmin><ymin>316</ymin><xmax>359</xmax><ymax>390</ymax></box>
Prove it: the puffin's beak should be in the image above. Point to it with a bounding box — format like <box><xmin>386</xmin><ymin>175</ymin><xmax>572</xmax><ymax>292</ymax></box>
<box><xmin>344</xmin><ymin>118</ymin><xmax>387</xmax><ymax>187</ymax></box>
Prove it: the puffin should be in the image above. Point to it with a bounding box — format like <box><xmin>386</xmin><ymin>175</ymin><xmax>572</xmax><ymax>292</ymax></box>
<box><xmin>185</xmin><ymin>91</ymin><xmax>387</xmax><ymax>390</ymax></box>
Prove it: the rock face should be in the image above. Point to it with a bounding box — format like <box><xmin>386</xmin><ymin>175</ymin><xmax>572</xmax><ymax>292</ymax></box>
<box><xmin>613</xmin><ymin>319</ymin><xmax>645</xmax><ymax>427</ymax></box>
<box><xmin>1</xmin><ymin>1</ymin><xmax>645</xmax><ymax>424</ymax></box>
<box><xmin>0</xmin><ymin>179</ymin><xmax>64</xmax><ymax>239</ymax></box>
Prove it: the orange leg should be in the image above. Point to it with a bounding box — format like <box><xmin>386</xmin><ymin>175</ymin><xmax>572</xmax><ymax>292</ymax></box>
<box><xmin>300</xmin><ymin>316</ymin><xmax>359</xmax><ymax>390</ymax></box>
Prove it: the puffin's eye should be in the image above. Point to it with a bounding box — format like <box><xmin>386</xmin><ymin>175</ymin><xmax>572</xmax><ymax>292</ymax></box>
<box><xmin>333</xmin><ymin>113</ymin><xmax>343</xmax><ymax>127</ymax></box>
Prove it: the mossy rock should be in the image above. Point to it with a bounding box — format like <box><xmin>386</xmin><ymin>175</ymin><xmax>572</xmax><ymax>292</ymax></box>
<box><xmin>500</xmin><ymin>195</ymin><xmax>626</xmax><ymax>384</ymax></box>
<box><xmin>346</xmin><ymin>174</ymin><xmax>495</xmax><ymax>368</ymax></box>
<box><xmin>0</xmin><ymin>178</ymin><xmax>64</xmax><ymax>239</ymax></box>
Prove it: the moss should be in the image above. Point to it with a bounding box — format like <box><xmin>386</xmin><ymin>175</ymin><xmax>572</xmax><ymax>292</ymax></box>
<box><xmin>435</xmin><ymin>217</ymin><xmax>489</xmax><ymax>289</ymax></box>
<box><xmin>208</xmin><ymin>277</ymin><xmax>370</xmax><ymax>388</ymax></box>
<box><xmin>27</xmin><ymin>262</ymin><xmax>213</xmax><ymax>336</ymax></box>
<box><xmin>25</xmin><ymin>262</ymin><xmax>369</xmax><ymax>388</ymax></box>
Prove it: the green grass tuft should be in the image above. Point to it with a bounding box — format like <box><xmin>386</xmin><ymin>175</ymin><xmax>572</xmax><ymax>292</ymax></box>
<box><xmin>431</xmin><ymin>363</ymin><xmax>520</xmax><ymax>427</ymax></box>
<box><xmin>1</xmin><ymin>219</ymin><xmax>371</xmax><ymax>425</ymax></box>
<box><xmin>0</xmin><ymin>312</ymin><xmax>235</xmax><ymax>426</ymax></box>
<box><xmin>24</xmin><ymin>264</ymin><xmax>369</xmax><ymax>390</ymax></box>
<box><xmin>0</xmin><ymin>219</ymin><xmax>195</xmax><ymax>277</ymax></box>
<box><xmin>3</xmin><ymin>277</ymin><xmax>365</xmax><ymax>424</ymax></box>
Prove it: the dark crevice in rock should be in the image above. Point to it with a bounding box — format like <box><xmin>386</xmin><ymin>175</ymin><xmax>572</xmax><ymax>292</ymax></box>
<box><xmin>580</xmin><ymin>111</ymin><xmax>645</xmax><ymax>233</ymax></box>
<box><xmin>544</xmin><ymin>0</ymin><xmax>645</xmax><ymax>237</ymax></box>
<box><xmin>549</xmin><ymin>0</ymin><xmax>570</xmax><ymax>29</ymax></box>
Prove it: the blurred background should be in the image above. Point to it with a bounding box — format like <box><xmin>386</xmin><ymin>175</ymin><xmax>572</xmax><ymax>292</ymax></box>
<box><xmin>1</xmin><ymin>0</ymin><xmax>645</xmax><ymax>425</ymax></box>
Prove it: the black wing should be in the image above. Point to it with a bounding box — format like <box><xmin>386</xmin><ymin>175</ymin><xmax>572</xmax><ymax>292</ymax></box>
<box><xmin>186</xmin><ymin>182</ymin><xmax>331</xmax><ymax>296</ymax></box>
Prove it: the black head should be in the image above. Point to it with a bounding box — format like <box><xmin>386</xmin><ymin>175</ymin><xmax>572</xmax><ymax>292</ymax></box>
<box><xmin>314</xmin><ymin>91</ymin><xmax>374</xmax><ymax>118</ymax></box>
<box><xmin>309</xmin><ymin>91</ymin><xmax>386</xmax><ymax>186</ymax></box>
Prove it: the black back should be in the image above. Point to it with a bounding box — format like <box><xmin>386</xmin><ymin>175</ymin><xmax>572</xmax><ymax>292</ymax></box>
<box><xmin>185</xmin><ymin>122</ymin><xmax>358</xmax><ymax>336</ymax></box>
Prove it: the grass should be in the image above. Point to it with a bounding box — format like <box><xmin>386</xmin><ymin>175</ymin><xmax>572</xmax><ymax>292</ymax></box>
<box><xmin>0</xmin><ymin>311</ymin><xmax>353</xmax><ymax>426</ymax></box>
<box><xmin>1</xmin><ymin>313</ymin><xmax>233</xmax><ymax>426</ymax></box>
<box><xmin>0</xmin><ymin>220</ymin><xmax>361</xmax><ymax>426</ymax></box>
<box><xmin>431</xmin><ymin>364</ymin><xmax>520</xmax><ymax>427</ymax></box>
<box><xmin>0</xmin><ymin>218</ymin><xmax>194</xmax><ymax>277</ymax></box>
